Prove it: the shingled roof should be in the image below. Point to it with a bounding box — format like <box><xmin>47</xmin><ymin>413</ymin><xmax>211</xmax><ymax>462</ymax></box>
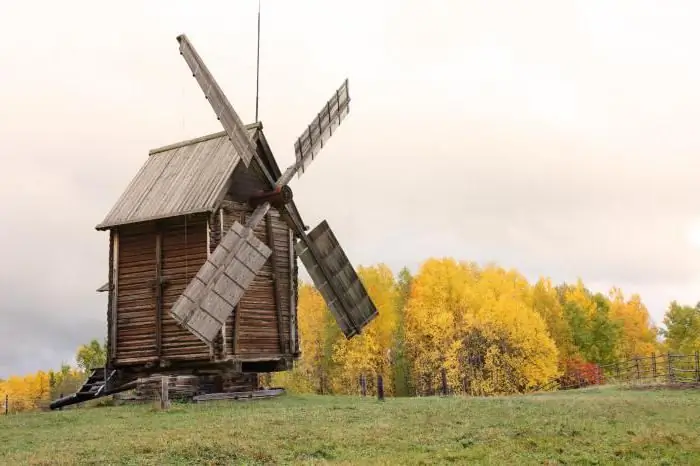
<box><xmin>95</xmin><ymin>125</ymin><xmax>264</xmax><ymax>230</ymax></box>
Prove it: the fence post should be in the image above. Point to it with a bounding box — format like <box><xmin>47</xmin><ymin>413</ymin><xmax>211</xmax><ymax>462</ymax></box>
<box><xmin>360</xmin><ymin>375</ymin><xmax>367</xmax><ymax>397</ymax></box>
<box><xmin>158</xmin><ymin>376</ymin><xmax>170</xmax><ymax>410</ymax></box>
<box><xmin>595</xmin><ymin>365</ymin><xmax>601</xmax><ymax>385</ymax></box>
<box><xmin>695</xmin><ymin>351</ymin><xmax>700</xmax><ymax>383</ymax></box>
<box><xmin>440</xmin><ymin>367</ymin><xmax>448</xmax><ymax>396</ymax></box>
<box><xmin>4</xmin><ymin>394</ymin><xmax>7</xmax><ymax>415</ymax></box>
<box><xmin>667</xmin><ymin>352</ymin><xmax>673</xmax><ymax>383</ymax></box>
<box><xmin>651</xmin><ymin>353</ymin><xmax>657</xmax><ymax>379</ymax></box>
<box><xmin>635</xmin><ymin>357</ymin><xmax>641</xmax><ymax>382</ymax></box>
<box><xmin>377</xmin><ymin>374</ymin><xmax>384</xmax><ymax>401</ymax></box>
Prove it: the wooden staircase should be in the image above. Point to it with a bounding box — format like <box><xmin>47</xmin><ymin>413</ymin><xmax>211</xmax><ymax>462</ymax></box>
<box><xmin>50</xmin><ymin>367</ymin><xmax>117</xmax><ymax>410</ymax></box>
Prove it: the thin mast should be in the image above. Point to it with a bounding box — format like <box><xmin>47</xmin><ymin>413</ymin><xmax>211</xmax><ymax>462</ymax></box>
<box><xmin>255</xmin><ymin>0</ymin><xmax>261</xmax><ymax>122</ymax></box>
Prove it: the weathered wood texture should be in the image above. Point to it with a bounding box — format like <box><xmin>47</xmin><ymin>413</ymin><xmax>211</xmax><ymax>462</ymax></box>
<box><xmin>117</xmin><ymin>373</ymin><xmax>260</xmax><ymax>403</ymax></box>
<box><xmin>111</xmin><ymin>202</ymin><xmax>298</xmax><ymax>368</ymax></box>
<box><xmin>107</xmin><ymin>229</ymin><xmax>116</xmax><ymax>362</ymax></box>
<box><xmin>114</xmin><ymin>222</ymin><xmax>158</xmax><ymax>364</ymax></box>
<box><xmin>169</xmin><ymin>217</ymin><xmax>271</xmax><ymax>345</ymax></box>
<box><xmin>160</xmin><ymin>215</ymin><xmax>209</xmax><ymax>360</ymax></box>
<box><xmin>218</xmin><ymin>200</ymin><xmax>295</xmax><ymax>356</ymax></box>
<box><xmin>113</xmin><ymin>215</ymin><xmax>209</xmax><ymax>365</ymax></box>
<box><xmin>295</xmin><ymin>220</ymin><xmax>378</xmax><ymax>338</ymax></box>
<box><xmin>293</xmin><ymin>78</ymin><xmax>351</xmax><ymax>178</ymax></box>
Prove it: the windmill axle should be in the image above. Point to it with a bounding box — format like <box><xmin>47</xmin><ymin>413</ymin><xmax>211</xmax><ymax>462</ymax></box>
<box><xmin>248</xmin><ymin>185</ymin><xmax>293</xmax><ymax>208</ymax></box>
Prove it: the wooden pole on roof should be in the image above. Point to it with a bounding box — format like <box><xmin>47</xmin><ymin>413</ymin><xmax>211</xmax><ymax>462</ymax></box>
<box><xmin>255</xmin><ymin>0</ymin><xmax>261</xmax><ymax>122</ymax></box>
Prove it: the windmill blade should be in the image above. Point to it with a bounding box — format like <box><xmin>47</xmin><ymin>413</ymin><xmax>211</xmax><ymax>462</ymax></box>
<box><xmin>291</xmin><ymin>79</ymin><xmax>351</xmax><ymax>180</ymax></box>
<box><xmin>170</xmin><ymin>203</ymin><xmax>272</xmax><ymax>345</ymax></box>
<box><xmin>294</xmin><ymin>220</ymin><xmax>378</xmax><ymax>338</ymax></box>
<box><xmin>177</xmin><ymin>34</ymin><xmax>257</xmax><ymax>168</ymax></box>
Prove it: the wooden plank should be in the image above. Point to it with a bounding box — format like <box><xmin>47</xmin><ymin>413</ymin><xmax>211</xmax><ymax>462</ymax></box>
<box><xmin>233</xmin><ymin>304</ymin><xmax>240</xmax><ymax>354</ymax></box>
<box><xmin>232</xmin><ymin>212</ymin><xmax>243</xmax><ymax>356</ymax></box>
<box><xmin>170</xmin><ymin>220</ymin><xmax>271</xmax><ymax>345</ymax></box>
<box><xmin>159</xmin><ymin>215</ymin><xmax>210</xmax><ymax>362</ymax></box>
<box><xmin>110</xmin><ymin>231</ymin><xmax>120</xmax><ymax>360</ymax></box>
<box><xmin>155</xmin><ymin>231</ymin><xmax>163</xmax><ymax>358</ymax></box>
<box><xmin>193</xmin><ymin>388</ymin><xmax>285</xmax><ymax>402</ymax></box>
<box><xmin>219</xmin><ymin>209</ymin><xmax>228</xmax><ymax>359</ymax></box>
<box><xmin>288</xmin><ymin>229</ymin><xmax>298</xmax><ymax>354</ymax></box>
<box><xmin>266</xmin><ymin>213</ymin><xmax>287</xmax><ymax>353</ymax></box>
<box><xmin>176</xmin><ymin>34</ymin><xmax>256</xmax><ymax>168</ymax></box>
<box><xmin>294</xmin><ymin>220</ymin><xmax>378</xmax><ymax>339</ymax></box>
<box><xmin>292</xmin><ymin>78</ymin><xmax>351</xmax><ymax>179</ymax></box>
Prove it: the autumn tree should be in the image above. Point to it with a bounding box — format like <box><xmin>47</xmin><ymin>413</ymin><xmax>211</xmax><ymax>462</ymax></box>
<box><xmin>661</xmin><ymin>301</ymin><xmax>700</xmax><ymax>353</ymax></box>
<box><xmin>404</xmin><ymin>259</ymin><xmax>559</xmax><ymax>396</ymax></box>
<box><xmin>392</xmin><ymin>267</ymin><xmax>413</xmax><ymax>396</ymax></box>
<box><xmin>608</xmin><ymin>288</ymin><xmax>658</xmax><ymax>358</ymax></box>
<box><xmin>558</xmin><ymin>282</ymin><xmax>622</xmax><ymax>365</ymax></box>
<box><xmin>0</xmin><ymin>371</ymin><xmax>51</xmax><ymax>412</ymax></box>
<box><xmin>271</xmin><ymin>282</ymin><xmax>341</xmax><ymax>393</ymax></box>
<box><xmin>330</xmin><ymin>264</ymin><xmax>400</xmax><ymax>395</ymax></box>
<box><xmin>530</xmin><ymin>277</ymin><xmax>575</xmax><ymax>367</ymax></box>
<box><xmin>75</xmin><ymin>339</ymin><xmax>107</xmax><ymax>372</ymax></box>
<box><xmin>48</xmin><ymin>363</ymin><xmax>85</xmax><ymax>400</ymax></box>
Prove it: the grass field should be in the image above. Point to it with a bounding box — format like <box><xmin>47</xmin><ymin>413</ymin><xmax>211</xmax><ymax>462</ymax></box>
<box><xmin>1</xmin><ymin>386</ymin><xmax>699</xmax><ymax>465</ymax></box>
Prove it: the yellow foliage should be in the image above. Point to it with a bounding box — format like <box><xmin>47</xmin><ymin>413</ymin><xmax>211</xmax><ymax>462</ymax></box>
<box><xmin>530</xmin><ymin>277</ymin><xmax>575</xmax><ymax>365</ymax></box>
<box><xmin>608</xmin><ymin>288</ymin><xmax>659</xmax><ymax>358</ymax></box>
<box><xmin>405</xmin><ymin>259</ymin><xmax>559</xmax><ymax>395</ymax></box>
<box><xmin>0</xmin><ymin>371</ymin><xmax>51</xmax><ymax>413</ymax></box>
<box><xmin>271</xmin><ymin>283</ymin><xmax>331</xmax><ymax>393</ymax></box>
<box><xmin>564</xmin><ymin>280</ymin><xmax>598</xmax><ymax>319</ymax></box>
<box><xmin>330</xmin><ymin>264</ymin><xmax>399</xmax><ymax>395</ymax></box>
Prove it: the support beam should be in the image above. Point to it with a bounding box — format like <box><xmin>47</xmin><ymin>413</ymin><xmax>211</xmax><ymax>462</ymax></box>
<box><xmin>155</xmin><ymin>231</ymin><xmax>163</xmax><ymax>359</ymax></box>
<box><xmin>288</xmin><ymin>228</ymin><xmax>298</xmax><ymax>354</ymax></box>
<box><xmin>218</xmin><ymin>208</ymin><xmax>229</xmax><ymax>359</ymax></box>
<box><xmin>233</xmin><ymin>304</ymin><xmax>241</xmax><ymax>354</ymax></box>
<box><xmin>266</xmin><ymin>213</ymin><xmax>287</xmax><ymax>354</ymax></box>
<box><xmin>110</xmin><ymin>231</ymin><xmax>120</xmax><ymax>361</ymax></box>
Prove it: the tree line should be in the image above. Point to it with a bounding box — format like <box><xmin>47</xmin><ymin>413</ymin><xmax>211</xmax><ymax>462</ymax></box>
<box><xmin>3</xmin><ymin>257</ymin><xmax>700</xmax><ymax>411</ymax></box>
<box><xmin>272</xmin><ymin>258</ymin><xmax>678</xmax><ymax>396</ymax></box>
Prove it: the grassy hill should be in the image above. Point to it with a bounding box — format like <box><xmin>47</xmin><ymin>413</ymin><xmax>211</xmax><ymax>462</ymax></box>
<box><xmin>1</xmin><ymin>386</ymin><xmax>699</xmax><ymax>465</ymax></box>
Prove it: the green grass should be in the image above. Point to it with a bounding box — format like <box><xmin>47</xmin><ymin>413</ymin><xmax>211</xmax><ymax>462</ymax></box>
<box><xmin>1</xmin><ymin>386</ymin><xmax>700</xmax><ymax>465</ymax></box>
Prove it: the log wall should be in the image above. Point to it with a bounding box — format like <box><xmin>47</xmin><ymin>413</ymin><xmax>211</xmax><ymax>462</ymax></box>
<box><xmin>217</xmin><ymin>199</ymin><xmax>295</xmax><ymax>357</ymax></box>
<box><xmin>109</xmin><ymin>203</ymin><xmax>298</xmax><ymax>368</ymax></box>
<box><xmin>111</xmin><ymin>214</ymin><xmax>209</xmax><ymax>366</ymax></box>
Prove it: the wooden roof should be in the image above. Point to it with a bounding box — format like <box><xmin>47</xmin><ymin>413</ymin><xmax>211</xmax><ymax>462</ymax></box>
<box><xmin>95</xmin><ymin>123</ymin><xmax>306</xmax><ymax>231</ymax></box>
<box><xmin>95</xmin><ymin>125</ymin><xmax>259</xmax><ymax>230</ymax></box>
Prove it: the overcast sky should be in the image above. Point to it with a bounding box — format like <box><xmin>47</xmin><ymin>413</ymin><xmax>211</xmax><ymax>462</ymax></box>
<box><xmin>1</xmin><ymin>0</ymin><xmax>699</xmax><ymax>377</ymax></box>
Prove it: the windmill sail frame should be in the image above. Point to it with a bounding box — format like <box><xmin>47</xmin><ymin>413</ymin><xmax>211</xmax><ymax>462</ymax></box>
<box><xmin>294</xmin><ymin>220</ymin><xmax>378</xmax><ymax>338</ymax></box>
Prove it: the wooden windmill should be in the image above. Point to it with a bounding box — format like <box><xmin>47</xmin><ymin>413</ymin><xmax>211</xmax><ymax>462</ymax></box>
<box><xmin>50</xmin><ymin>34</ymin><xmax>378</xmax><ymax>409</ymax></box>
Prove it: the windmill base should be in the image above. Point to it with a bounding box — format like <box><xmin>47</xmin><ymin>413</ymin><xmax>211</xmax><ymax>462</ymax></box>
<box><xmin>113</xmin><ymin>371</ymin><xmax>266</xmax><ymax>404</ymax></box>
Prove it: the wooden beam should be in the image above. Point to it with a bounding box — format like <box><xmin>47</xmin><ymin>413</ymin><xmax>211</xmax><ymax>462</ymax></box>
<box><xmin>219</xmin><ymin>208</ymin><xmax>229</xmax><ymax>359</ymax></box>
<box><xmin>155</xmin><ymin>230</ymin><xmax>163</xmax><ymax>359</ymax></box>
<box><xmin>266</xmin><ymin>213</ymin><xmax>287</xmax><ymax>354</ymax></box>
<box><xmin>233</xmin><ymin>304</ymin><xmax>240</xmax><ymax>355</ymax></box>
<box><xmin>110</xmin><ymin>231</ymin><xmax>120</xmax><ymax>361</ymax></box>
<box><xmin>231</xmin><ymin>209</ymin><xmax>248</xmax><ymax>356</ymax></box>
<box><xmin>288</xmin><ymin>228</ymin><xmax>298</xmax><ymax>354</ymax></box>
<box><xmin>248</xmin><ymin>185</ymin><xmax>293</xmax><ymax>209</ymax></box>
<box><xmin>106</xmin><ymin>231</ymin><xmax>114</xmax><ymax>364</ymax></box>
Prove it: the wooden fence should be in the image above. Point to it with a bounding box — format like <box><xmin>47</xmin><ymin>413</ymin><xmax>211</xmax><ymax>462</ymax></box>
<box><xmin>353</xmin><ymin>352</ymin><xmax>700</xmax><ymax>398</ymax></box>
<box><xmin>598</xmin><ymin>351</ymin><xmax>700</xmax><ymax>386</ymax></box>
